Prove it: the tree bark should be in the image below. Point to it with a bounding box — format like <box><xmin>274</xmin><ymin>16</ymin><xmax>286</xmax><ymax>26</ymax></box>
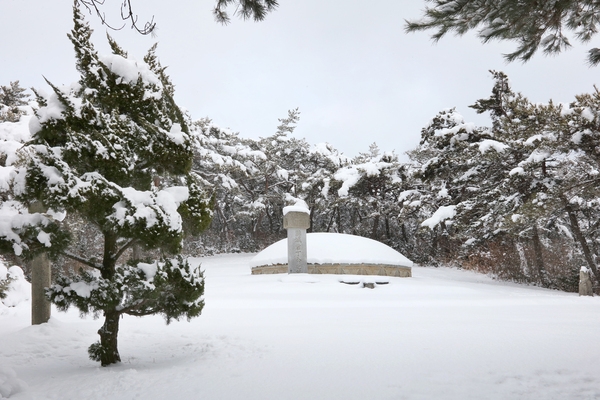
<box><xmin>29</xmin><ymin>201</ymin><xmax>51</xmax><ymax>325</ymax></box>
<box><xmin>565</xmin><ymin>205</ymin><xmax>599</xmax><ymax>281</ymax></box>
<box><xmin>531</xmin><ymin>225</ymin><xmax>550</xmax><ymax>288</ymax></box>
<box><xmin>385</xmin><ymin>216</ymin><xmax>391</xmax><ymax>241</ymax></box>
<box><xmin>98</xmin><ymin>231</ymin><xmax>121</xmax><ymax>366</ymax></box>
<box><xmin>431</xmin><ymin>225</ymin><xmax>438</xmax><ymax>258</ymax></box>
<box><xmin>371</xmin><ymin>214</ymin><xmax>380</xmax><ymax>240</ymax></box>
<box><xmin>326</xmin><ymin>210</ymin><xmax>335</xmax><ymax>232</ymax></box>
<box><xmin>98</xmin><ymin>308</ymin><xmax>121</xmax><ymax>366</ymax></box>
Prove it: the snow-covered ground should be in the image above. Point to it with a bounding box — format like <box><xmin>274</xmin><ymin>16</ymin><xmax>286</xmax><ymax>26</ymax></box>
<box><xmin>2</xmin><ymin>253</ymin><xmax>600</xmax><ymax>400</ymax></box>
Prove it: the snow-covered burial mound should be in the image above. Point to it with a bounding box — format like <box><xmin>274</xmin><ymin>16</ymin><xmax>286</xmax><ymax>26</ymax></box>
<box><xmin>250</xmin><ymin>233</ymin><xmax>413</xmax><ymax>277</ymax></box>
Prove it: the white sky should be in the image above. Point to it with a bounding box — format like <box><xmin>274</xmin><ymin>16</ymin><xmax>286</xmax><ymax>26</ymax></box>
<box><xmin>2</xmin><ymin>0</ymin><xmax>599</xmax><ymax>159</ymax></box>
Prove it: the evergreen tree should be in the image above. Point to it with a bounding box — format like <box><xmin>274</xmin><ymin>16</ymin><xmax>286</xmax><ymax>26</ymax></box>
<box><xmin>411</xmin><ymin>71</ymin><xmax>600</xmax><ymax>287</ymax></box>
<box><xmin>12</xmin><ymin>4</ymin><xmax>211</xmax><ymax>366</ymax></box>
<box><xmin>548</xmin><ymin>89</ymin><xmax>600</xmax><ymax>281</ymax></box>
<box><xmin>0</xmin><ymin>81</ymin><xmax>29</xmax><ymax>123</ymax></box>
<box><xmin>328</xmin><ymin>144</ymin><xmax>403</xmax><ymax>242</ymax></box>
<box><xmin>188</xmin><ymin>116</ymin><xmax>268</xmax><ymax>252</ymax></box>
<box><xmin>295</xmin><ymin>142</ymin><xmax>346</xmax><ymax>234</ymax></box>
<box><xmin>467</xmin><ymin>73</ymin><xmax>557</xmax><ymax>285</ymax></box>
<box><xmin>408</xmin><ymin>107</ymin><xmax>492</xmax><ymax>263</ymax></box>
<box><xmin>227</xmin><ymin>109</ymin><xmax>307</xmax><ymax>247</ymax></box>
<box><xmin>406</xmin><ymin>0</ymin><xmax>600</xmax><ymax>65</ymax></box>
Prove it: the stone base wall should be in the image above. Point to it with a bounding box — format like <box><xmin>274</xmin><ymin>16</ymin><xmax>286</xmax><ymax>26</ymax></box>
<box><xmin>251</xmin><ymin>263</ymin><xmax>412</xmax><ymax>277</ymax></box>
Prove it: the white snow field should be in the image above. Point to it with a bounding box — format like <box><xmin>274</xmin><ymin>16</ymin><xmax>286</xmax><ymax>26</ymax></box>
<box><xmin>2</xmin><ymin>253</ymin><xmax>600</xmax><ymax>400</ymax></box>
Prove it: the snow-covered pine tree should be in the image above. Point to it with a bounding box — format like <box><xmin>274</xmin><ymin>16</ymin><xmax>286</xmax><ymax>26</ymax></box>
<box><xmin>327</xmin><ymin>144</ymin><xmax>403</xmax><ymax>243</ymax></box>
<box><xmin>13</xmin><ymin>3</ymin><xmax>212</xmax><ymax>366</ymax></box>
<box><xmin>414</xmin><ymin>71</ymin><xmax>600</xmax><ymax>287</ymax></box>
<box><xmin>295</xmin><ymin>142</ymin><xmax>346</xmax><ymax>234</ymax></box>
<box><xmin>0</xmin><ymin>81</ymin><xmax>29</xmax><ymax>123</ymax></box>
<box><xmin>199</xmin><ymin>109</ymin><xmax>307</xmax><ymax>251</ymax></box>
<box><xmin>467</xmin><ymin>73</ymin><xmax>554</xmax><ymax>285</ymax></box>
<box><xmin>188</xmin><ymin>117</ymin><xmax>266</xmax><ymax>252</ymax></box>
<box><xmin>542</xmin><ymin>88</ymin><xmax>600</xmax><ymax>282</ymax></box>
<box><xmin>468</xmin><ymin>71</ymin><xmax>600</xmax><ymax>285</ymax></box>
<box><xmin>408</xmin><ymin>108</ymin><xmax>488</xmax><ymax>251</ymax></box>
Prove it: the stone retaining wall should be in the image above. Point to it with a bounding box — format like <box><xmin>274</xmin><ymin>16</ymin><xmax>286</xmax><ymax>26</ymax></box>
<box><xmin>251</xmin><ymin>263</ymin><xmax>411</xmax><ymax>277</ymax></box>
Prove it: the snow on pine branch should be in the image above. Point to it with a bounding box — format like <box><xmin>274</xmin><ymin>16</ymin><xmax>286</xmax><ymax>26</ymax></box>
<box><xmin>0</xmin><ymin>201</ymin><xmax>53</xmax><ymax>256</ymax></box>
<box><xmin>111</xmin><ymin>185</ymin><xmax>190</xmax><ymax>232</ymax></box>
<box><xmin>421</xmin><ymin>205</ymin><xmax>457</xmax><ymax>230</ymax></box>
<box><xmin>334</xmin><ymin>159</ymin><xmax>394</xmax><ymax>197</ymax></box>
<box><xmin>98</xmin><ymin>53</ymin><xmax>162</xmax><ymax>89</ymax></box>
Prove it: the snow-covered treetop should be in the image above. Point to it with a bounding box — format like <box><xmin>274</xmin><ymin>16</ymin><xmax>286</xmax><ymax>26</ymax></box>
<box><xmin>0</xmin><ymin>3</ymin><xmax>212</xmax><ymax>259</ymax></box>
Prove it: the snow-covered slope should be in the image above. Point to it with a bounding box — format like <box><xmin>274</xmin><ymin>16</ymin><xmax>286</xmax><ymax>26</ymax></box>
<box><xmin>1</xmin><ymin>253</ymin><xmax>599</xmax><ymax>399</ymax></box>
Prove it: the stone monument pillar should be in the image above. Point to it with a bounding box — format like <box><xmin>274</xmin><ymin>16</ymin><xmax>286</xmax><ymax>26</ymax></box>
<box><xmin>579</xmin><ymin>266</ymin><xmax>593</xmax><ymax>296</ymax></box>
<box><xmin>29</xmin><ymin>201</ymin><xmax>51</xmax><ymax>325</ymax></box>
<box><xmin>283</xmin><ymin>207</ymin><xmax>310</xmax><ymax>274</ymax></box>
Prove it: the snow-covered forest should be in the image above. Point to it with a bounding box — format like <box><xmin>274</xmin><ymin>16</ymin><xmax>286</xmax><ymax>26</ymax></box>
<box><xmin>3</xmin><ymin>7</ymin><xmax>600</xmax><ymax>302</ymax></box>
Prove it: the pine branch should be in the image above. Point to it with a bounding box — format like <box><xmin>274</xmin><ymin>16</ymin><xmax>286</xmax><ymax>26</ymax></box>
<box><xmin>121</xmin><ymin>307</ymin><xmax>156</xmax><ymax>317</ymax></box>
<box><xmin>213</xmin><ymin>0</ymin><xmax>278</xmax><ymax>24</ymax></box>
<box><xmin>114</xmin><ymin>238</ymin><xmax>138</xmax><ymax>262</ymax></box>
<box><xmin>406</xmin><ymin>0</ymin><xmax>600</xmax><ymax>65</ymax></box>
<box><xmin>118</xmin><ymin>299</ymin><xmax>154</xmax><ymax>315</ymax></box>
<box><xmin>61</xmin><ymin>251</ymin><xmax>102</xmax><ymax>270</ymax></box>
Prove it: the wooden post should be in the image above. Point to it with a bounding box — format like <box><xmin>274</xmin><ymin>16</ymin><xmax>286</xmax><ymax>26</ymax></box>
<box><xmin>29</xmin><ymin>201</ymin><xmax>51</xmax><ymax>324</ymax></box>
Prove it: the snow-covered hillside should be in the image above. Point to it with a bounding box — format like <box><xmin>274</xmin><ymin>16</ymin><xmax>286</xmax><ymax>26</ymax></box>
<box><xmin>1</xmin><ymin>253</ymin><xmax>599</xmax><ymax>400</ymax></box>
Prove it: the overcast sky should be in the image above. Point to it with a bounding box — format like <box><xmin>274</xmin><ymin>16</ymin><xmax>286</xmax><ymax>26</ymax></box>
<box><xmin>2</xmin><ymin>0</ymin><xmax>599</xmax><ymax>160</ymax></box>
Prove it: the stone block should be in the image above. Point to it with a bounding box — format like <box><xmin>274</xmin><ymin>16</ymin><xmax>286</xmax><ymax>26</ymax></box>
<box><xmin>287</xmin><ymin>228</ymin><xmax>307</xmax><ymax>273</ymax></box>
<box><xmin>363</xmin><ymin>282</ymin><xmax>375</xmax><ymax>289</ymax></box>
<box><xmin>251</xmin><ymin>263</ymin><xmax>412</xmax><ymax>277</ymax></box>
<box><xmin>283</xmin><ymin>211</ymin><xmax>310</xmax><ymax>230</ymax></box>
<box><xmin>579</xmin><ymin>267</ymin><xmax>593</xmax><ymax>296</ymax></box>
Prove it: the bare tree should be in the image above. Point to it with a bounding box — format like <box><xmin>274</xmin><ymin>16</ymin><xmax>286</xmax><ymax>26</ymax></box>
<box><xmin>78</xmin><ymin>0</ymin><xmax>278</xmax><ymax>35</ymax></box>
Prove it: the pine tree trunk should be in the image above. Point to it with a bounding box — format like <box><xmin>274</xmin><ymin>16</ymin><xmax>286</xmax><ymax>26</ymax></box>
<box><xmin>431</xmin><ymin>225</ymin><xmax>438</xmax><ymax>259</ymax></box>
<box><xmin>565</xmin><ymin>205</ymin><xmax>599</xmax><ymax>281</ymax></box>
<box><xmin>371</xmin><ymin>214</ymin><xmax>380</xmax><ymax>239</ymax></box>
<box><xmin>266</xmin><ymin>206</ymin><xmax>274</xmax><ymax>234</ymax></box>
<box><xmin>98</xmin><ymin>309</ymin><xmax>121</xmax><ymax>366</ymax></box>
<box><xmin>531</xmin><ymin>225</ymin><xmax>549</xmax><ymax>287</ymax></box>
<box><xmin>326</xmin><ymin>210</ymin><xmax>335</xmax><ymax>232</ymax></box>
<box><xmin>385</xmin><ymin>217</ymin><xmax>391</xmax><ymax>241</ymax></box>
<box><xmin>98</xmin><ymin>231</ymin><xmax>121</xmax><ymax>366</ymax></box>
